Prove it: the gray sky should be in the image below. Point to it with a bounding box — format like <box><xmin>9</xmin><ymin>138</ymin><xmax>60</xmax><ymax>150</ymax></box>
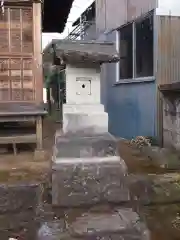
<box><xmin>42</xmin><ymin>0</ymin><xmax>94</xmax><ymax>49</ymax></box>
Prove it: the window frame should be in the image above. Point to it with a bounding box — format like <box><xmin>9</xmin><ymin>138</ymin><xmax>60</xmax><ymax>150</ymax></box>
<box><xmin>116</xmin><ymin>10</ymin><xmax>155</xmax><ymax>83</ymax></box>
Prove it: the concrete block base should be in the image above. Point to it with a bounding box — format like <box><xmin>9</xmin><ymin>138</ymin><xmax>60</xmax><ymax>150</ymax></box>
<box><xmin>52</xmin><ymin>132</ymin><xmax>129</xmax><ymax>207</ymax></box>
<box><xmin>63</xmin><ymin>112</ymin><xmax>108</xmax><ymax>135</ymax></box>
<box><xmin>52</xmin><ymin>156</ymin><xmax>129</xmax><ymax>206</ymax></box>
<box><xmin>63</xmin><ymin>104</ymin><xmax>108</xmax><ymax>134</ymax></box>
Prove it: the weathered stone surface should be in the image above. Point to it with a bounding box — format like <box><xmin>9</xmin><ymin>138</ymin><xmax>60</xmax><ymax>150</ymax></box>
<box><xmin>128</xmin><ymin>173</ymin><xmax>180</xmax><ymax>205</ymax></box>
<box><xmin>68</xmin><ymin>208</ymin><xmax>149</xmax><ymax>239</ymax></box>
<box><xmin>0</xmin><ymin>211</ymin><xmax>35</xmax><ymax>231</ymax></box>
<box><xmin>36</xmin><ymin>208</ymin><xmax>149</xmax><ymax>240</ymax></box>
<box><xmin>0</xmin><ymin>212</ymin><xmax>37</xmax><ymax>240</ymax></box>
<box><xmin>0</xmin><ymin>183</ymin><xmax>42</xmax><ymax>213</ymax></box>
<box><xmin>37</xmin><ymin>219</ymin><xmax>66</xmax><ymax>240</ymax></box>
<box><xmin>54</xmin><ymin>133</ymin><xmax>118</xmax><ymax>158</ymax></box>
<box><xmin>52</xmin><ymin>156</ymin><xmax>129</xmax><ymax>207</ymax></box>
<box><xmin>63</xmin><ymin>112</ymin><xmax>109</xmax><ymax>135</ymax></box>
<box><xmin>140</xmin><ymin>146</ymin><xmax>180</xmax><ymax>170</ymax></box>
<box><xmin>52</xmin><ymin>132</ymin><xmax>129</xmax><ymax>206</ymax></box>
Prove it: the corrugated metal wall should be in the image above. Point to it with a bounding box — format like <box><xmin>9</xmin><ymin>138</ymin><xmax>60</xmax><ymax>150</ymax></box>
<box><xmin>96</xmin><ymin>0</ymin><xmax>156</xmax><ymax>33</ymax></box>
<box><xmin>127</xmin><ymin>0</ymin><xmax>156</xmax><ymax>21</ymax></box>
<box><xmin>95</xmin><ymin>0</ymin><xmax>106</xmax><ymax>33</ymax></box>
<box><xmin>156</xmin><ymin>16</ymin><xmax>180</xmax><ymax>85</ymax></box>
<box><xmin>101</xmin><ymin>31</ymin><xmax>156</xmax><ymax>139</ymax></box>
<box><xmin>95</xmin><ymin>0</ymin><xmax>157</xmax><ymax>139</ymax></box>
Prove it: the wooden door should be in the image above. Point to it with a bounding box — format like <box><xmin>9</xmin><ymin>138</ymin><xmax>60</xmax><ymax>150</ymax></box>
<box><xmin>0</xmin><ymin>5</ymin><xmax>35</xmax><ymax>102</ymax></box>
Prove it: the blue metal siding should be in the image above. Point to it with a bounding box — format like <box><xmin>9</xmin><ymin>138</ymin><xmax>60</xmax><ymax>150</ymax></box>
<box><xmin>107</xmin><ymin>80</ymin><xmax>156</xmax><ymax>139</ymax></box>
<box><xmin>101</xmin><ymin>31</ymin><xmax>156</xmax><ymax>139</ymax></box>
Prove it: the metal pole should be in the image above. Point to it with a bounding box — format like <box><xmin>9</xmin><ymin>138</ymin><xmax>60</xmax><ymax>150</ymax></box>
<box><xmin>80</xmin><ymin>16</ymin><xmax>83</xmax><ymax>39</ymax></box>
<box><xmin>132</xmin><ymin>21</ymin><xmax>136</xmax><ymax>78</ymax></box>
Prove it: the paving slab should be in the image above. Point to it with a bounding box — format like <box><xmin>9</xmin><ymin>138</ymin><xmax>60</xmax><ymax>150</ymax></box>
<box><xmin>37</xmin><ymin>208</ymin><xmax>150</xmax><ymax>240</ymax></box>
<box><xmin>0</xmin><ymin>183</ymin><xmax>42</xmax><ymax>213</ymax></box>
<box><xmin>68</xmin><ymin>208</ymin><xmax>149</xmax><ymax>239</ymax></box>
<box><xmin>128</xmin><ymin>173</ymin><xmax>180</xmax><ymax>205</ymax></box>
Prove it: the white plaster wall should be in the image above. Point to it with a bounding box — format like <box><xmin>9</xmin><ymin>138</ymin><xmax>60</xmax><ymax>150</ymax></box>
<box><xmin>66</xmin><ymin>64</ymin><xmax>101</xmax><ymax>104</ymax></box>
<box><xmin>156</xmin><ymin>0</ymin><xmax>180</xmax><ymax>16</ymax></box>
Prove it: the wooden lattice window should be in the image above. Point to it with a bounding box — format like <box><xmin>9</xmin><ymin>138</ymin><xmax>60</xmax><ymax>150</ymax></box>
<box><xmin>0</xmin><ymin>58</ymin><xmax>34</xmax><ymax>101</ymax></box>
<box><xmin>0</xmin><ymin>6</ymin><xmax>33</xmax><ymax>54</ymax></box>
<box><xmin>0</xmin><ymin>5</ymin><xmax>34</xmax><ymax>102</ymax></box>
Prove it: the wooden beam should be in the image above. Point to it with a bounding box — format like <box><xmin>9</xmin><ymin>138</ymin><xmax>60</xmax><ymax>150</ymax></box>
<box><xmin>4</xmin><ymin>0</ymin><xmax>42</xmax><ymax>3</ymax></box>
<box><xmin>33</xmin><ymin>2</ymin><xmax>43</xmax><ymax>104</ymax></box>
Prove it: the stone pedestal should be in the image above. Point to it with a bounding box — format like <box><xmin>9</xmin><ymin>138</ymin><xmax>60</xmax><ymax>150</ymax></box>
<box><xmin>52</xmin><ymin>133</ymin><xmax>129</xmax><ymax>207</ymax></box>
<box><xmin>63</xmin><ymin>104</ymin><xmax>108</xmax><ymax>134</ymax></box>
<box><xmin>52</xmin><ymin>42</ymin><xmax>129</xmax><ymax>206</ymax></box>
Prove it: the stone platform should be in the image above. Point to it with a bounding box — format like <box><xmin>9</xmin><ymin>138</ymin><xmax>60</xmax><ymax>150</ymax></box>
<box><xmin>52</xmin><ymin>132</ymin><xmax>129</xmax><ymax>207</ymax></box>
<box><xmin>37</xmin><ymin>207</ymin><xmax>150</xmax><ymax>240</ymax></box>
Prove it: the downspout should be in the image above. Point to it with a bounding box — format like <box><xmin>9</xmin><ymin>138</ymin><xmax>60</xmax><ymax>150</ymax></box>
<box><xmin>104</xmin><ymin>0</ymin><xmax>107</xmax><ymax>30</ymax></box>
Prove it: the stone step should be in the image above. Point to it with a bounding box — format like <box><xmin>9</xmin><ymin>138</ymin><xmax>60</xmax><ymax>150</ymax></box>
<box><xmin>52</xmin><ymin>132</ymin><xmax>129</xmax><ymax>207</ymax></box>
<box><xmin>54</xmin><ymin>132</ymin><xmax>118</xmax><ymax>158</ymax></box>
<box><xmin>52</xmin><ymin>155</ymin><xmax>129</xmax><ymax>207</ymax></box>
<box><xmin>37</xmin><ymin>208</ymin><xmax>150</xmax><ymax>240</ymax></box>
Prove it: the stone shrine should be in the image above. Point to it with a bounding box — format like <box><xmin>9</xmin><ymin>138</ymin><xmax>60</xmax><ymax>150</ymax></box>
<box><xmin>52</xmin><ymin>40</ymin><xmax>119</xmax><ymax>134</ymax></box>
<box><xmin>46</xmin><ymin>40</ymin><xmax>131</xmax><ymax>207</ymax></box>
<box><xmin>41</xmin><ymin>40</ymin><xmax>150</xmax><ymax>240</ymax></box>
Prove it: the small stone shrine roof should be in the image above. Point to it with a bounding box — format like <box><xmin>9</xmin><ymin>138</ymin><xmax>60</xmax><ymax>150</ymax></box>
<box><xmin>53</xmin><ymin>40</ymin><xmax>120</xmax><ymax>65</ymax></box>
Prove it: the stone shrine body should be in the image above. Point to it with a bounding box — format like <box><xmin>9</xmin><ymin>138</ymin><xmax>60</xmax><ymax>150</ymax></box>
<box><xmin>53</xmin><ymin>40</ymin><xmax>119</xmax><ymax>135</ymax></box>
<box><xmin>63</xmin><ymin>62</ymin><xmax>108</xmax><ymax>134</ymax></box>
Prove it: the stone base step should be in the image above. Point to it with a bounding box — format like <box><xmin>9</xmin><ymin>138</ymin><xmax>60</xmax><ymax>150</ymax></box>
<box><xmin>52</xmin><ymin>155</ymin><xmax>129</xmax><ymax>207</ymax></box>
<box><xmin>52</xmin><ymin>132</ymin><xmax>129</xmax><ymax>207</ymax></box>
<box><xmin>37</xmin><ymin>207</ymin><xmax>150</xmax><ymax>240</ymax></box>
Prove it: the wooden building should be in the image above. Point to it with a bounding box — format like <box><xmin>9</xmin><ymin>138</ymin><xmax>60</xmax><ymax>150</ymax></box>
<box><xmin>0</xmin><ymin>0</ymin><xmax>75</xmax><ymax>154</ymax></box>
<box><xmin>0</xmin><ymin>0</ymin><xmax>44</xmax><ymax>153</ymax></box>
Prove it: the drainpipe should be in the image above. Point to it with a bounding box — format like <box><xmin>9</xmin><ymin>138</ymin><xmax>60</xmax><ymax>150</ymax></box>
<box><xmin>104</xmin><ymin>0</ymin><xmax>107</xmax><ymax>30</ymax></box>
